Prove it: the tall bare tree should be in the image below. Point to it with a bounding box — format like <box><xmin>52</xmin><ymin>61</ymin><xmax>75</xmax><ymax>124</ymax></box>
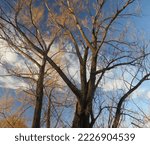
<box><xmin>0</xmin><ymin>0</ymin><xmax>150</xmax><ymax>128</ymax></box>
<box><xmin>0</xmin><ymin>0</ymin><xmax>64</xmax><ymax>128</ymax></box>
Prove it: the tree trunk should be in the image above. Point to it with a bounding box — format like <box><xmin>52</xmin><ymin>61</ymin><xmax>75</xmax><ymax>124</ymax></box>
<box><xmin>112</xmin><ymin>111</ymin><xmax>121</xmax><ymax>128</ymax></box>
<box><xmin>46</xmin><ymin>95</ymin><xmax>51</xmax><ymax>128</ymax></box>
<box><xmin>72</xmin><ymin>101</ymin><xmax>91</xmax><ymax>128</ymax></box>
<box><xmin>72</xmin><ymin>52</ymin><xmax>97</xmax><ymax>128</ymax></box>
<box><xmin>32</xmin><ymin>56</ymin><xmax>46</xmax><ymax>128</ymax></box>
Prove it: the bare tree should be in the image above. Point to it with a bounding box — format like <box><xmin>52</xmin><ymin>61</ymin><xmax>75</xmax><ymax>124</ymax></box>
<box><xmin>0</xmin><ymin>94</ymin><xmax>28</xmax><ymax>128</ymax></box>
<box><xmin>0</xmin><ymin>0</ymin><xmax>64</xmax><ymax>128</ymax></box>
<box><xmin>0</xmin><ymin>0</ymin><xmax>150</xmax><ymax>128</ymax></box>
<box><xmin>45</xmin><ymin>0</ymin><xmax>148</xmax><ymax>127</ymax></box>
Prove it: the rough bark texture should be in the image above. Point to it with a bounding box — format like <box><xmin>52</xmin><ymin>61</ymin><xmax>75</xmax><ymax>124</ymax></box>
<box><xmin>72</xmin><ymin>102</ymin><xmax>90</xmax><ymax>128</ymax></box>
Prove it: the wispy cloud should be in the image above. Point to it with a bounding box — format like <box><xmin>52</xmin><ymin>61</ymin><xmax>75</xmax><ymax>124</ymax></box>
<box><xmin>0</xmin><ymin>41</ymin><xmax>28</xmax><ymax>89</ymax></box>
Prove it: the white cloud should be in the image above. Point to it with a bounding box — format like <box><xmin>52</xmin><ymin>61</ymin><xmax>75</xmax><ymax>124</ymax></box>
<box><xmin>0</xmin><ymin>41</ymin><xmax>18</xmax><ymax>63</ymax></box>
<box><xmin>0</xmin><ymin>40</ymin><xmax>29</xmax><ymax>89</ymax></box>
<box><xmin>146</xmin><ymin>91</ymin><xmax>150</xmax><ymax>98</ymax></box>
<box><xmin>4</xmin><ymin>51</ymin><xmax>18</xmax><ymax>63</ymax></box>
<box><xmin>102</xmin><ymin>75</ymin><xmax>150</xmax><ymax>100</ymax></box>
<box><xmin>102</xmin><ymin>79</ymin><xmax>129</xmax><ymax>91</ymax></box>
<box><xmin>100</xmin><ymin>68</ymin><xmax>129</xmax><ymax>91</ymax></box>
<box><xmin>0</xmin><ymin>75</ymin><xmax>28</xmax><ymax>89</ymax></box>
<box><xmin>131</xmin><ymin>88</ymin><xmax>147</xmax><ymax>99</ymax></box>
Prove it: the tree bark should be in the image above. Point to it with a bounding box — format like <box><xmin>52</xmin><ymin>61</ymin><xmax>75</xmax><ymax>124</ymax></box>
<box><xmin>72</xmin><ymin>52</ymin><xmax>97</xmax><ymax>128</ymax></box>
<box><xmin>32</xmin><ymin>56</ymin><xmax>46</xmax><ymax>128</ymax></box>
<box><xmin>72</xmin><ymin>101</ymin><xmax>90</xmax><ymax>128</ymax></box>
<box><xmin>46</xmin><ymin>93</ymin><xmax>51</xmax><ymax>128</ymax></box>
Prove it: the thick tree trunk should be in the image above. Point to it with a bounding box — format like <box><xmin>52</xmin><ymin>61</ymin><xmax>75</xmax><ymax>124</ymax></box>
<box><xmin>32</xmin><ymin>57</ymin><xmax>46</xmax><ymax>128</ymax></box>
<box><xmin>72</xmin><ymin>52</ymin><xmax>97</xmax><ymax>128</ymax></box>
<box><xmin>72</xmin><ymin>102</ymin><xmax>90</xmax><ymax>128</ymax></box>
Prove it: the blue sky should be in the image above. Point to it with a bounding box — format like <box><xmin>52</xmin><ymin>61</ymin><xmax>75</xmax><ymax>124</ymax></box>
<box><xmin>134</xmin><ymin>0</ymin><xmax>150</xmax><ymax>36</ymax></box>
<box><xmin>132</xmin><ymin>0</ymin><xmax>150</xmax><ymax>93</ymax></box>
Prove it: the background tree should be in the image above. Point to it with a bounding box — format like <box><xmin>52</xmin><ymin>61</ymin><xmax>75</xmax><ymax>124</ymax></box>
<box><xmin>0</xmin><ymin>94</ymin><xmax>27</xmax><ymax>128</ymax></box>
<box><xmin>0</xmin><ymin>0</ymin><xmax>66</xmax><ymax>127</ymax></box>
